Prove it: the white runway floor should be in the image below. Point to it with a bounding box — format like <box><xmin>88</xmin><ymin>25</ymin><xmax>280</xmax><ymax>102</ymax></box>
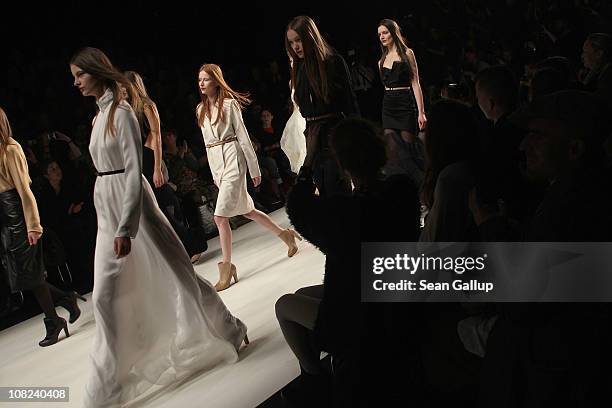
<box><xmin>0</xmin><ymin>209</ymin><xmax>325</xmax><ymax>408</ymax></box>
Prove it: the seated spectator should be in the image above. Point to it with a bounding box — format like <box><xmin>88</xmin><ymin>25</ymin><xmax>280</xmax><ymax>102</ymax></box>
<box><xmin>581</xmin><ymin>33</ymin><xmax>612</xmax><ymax>106</ymax></box>
<box><xmin>471</xmin><ymin>90</ymin><xmax>612</xmax><ymax>406</ymax></box>
<box><xmin>163</xmin><ymin>130</ymin><xmax>215</xmax><ymax>226</ymax></box>
<box><xmin>253</xmin><ymin>108</ymin><xmax>295</xmax><ymax>200</ymax></box>
<box><xmin>475</xmin><ymin>65</ymin><xmax>543</xmax><ymax>226</ymax></box>
<box><xmin>31</xmin><ymin>160</ymin><xmax>95</xmax><ymax>289</ymax></box>
<box><xmin>248</xmin><ymin>133</ymin><xmax>283</xmax><ymax>207</ymax></box>
<box><xmin>277</xmin><ymin>118</ymin><xmax>420</xmax><ymax>406</ymax></box>
<box><xmin>28</xmin><ymin>129</ymin><xmax>82</xmax><ymax>179</ymax></box>
<box><xmin>143</xmin><ymin>138</ymin><xmax>207</xmax><ymax>263</ymax></box>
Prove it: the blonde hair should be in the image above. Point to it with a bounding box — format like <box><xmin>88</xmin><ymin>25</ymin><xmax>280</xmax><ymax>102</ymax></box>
<box><xmin>0</xmin><ymin>107</ymin><xmax>15</xmax><ymax>155</ymax></box>
<box><xmin>124</xmin><ymin>70</ymin><xmax>154</xmax><ymax>126</ymax></box>
<box><xmin>70</xmin><ymin>47</ymin><xmax>141</xmax><ymax>137</ymax></box>
<box><xmin>196</xmin><ymin>64</ymin><xmax>250</xmax><ymax>127</ymax></box>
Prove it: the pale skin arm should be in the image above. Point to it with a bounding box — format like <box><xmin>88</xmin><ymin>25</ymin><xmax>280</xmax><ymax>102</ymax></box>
<box><xmin>407</xmin><ymin>49</ymin><xmax>427</xmax><ymax>130</ymax></box>
<box><xmin>143</xmin><ymin>104</ymin><xmax>164</xmax><ymax>188</ymax></box>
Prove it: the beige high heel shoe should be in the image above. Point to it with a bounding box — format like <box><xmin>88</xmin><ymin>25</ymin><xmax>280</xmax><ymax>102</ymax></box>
<box><xmin>214</xmin><ymin>262</ymin><xmax>238</xmax><ymax>291</ymax></box>
<box><xmin>278</xmin><ymin>229</ymin><xmax>303</xmax><ymax>257</ymax></box>
<box><xmin>191</xmin><ymin>252</ymin><xmax>203</xmax><ymax>264</ymax></box>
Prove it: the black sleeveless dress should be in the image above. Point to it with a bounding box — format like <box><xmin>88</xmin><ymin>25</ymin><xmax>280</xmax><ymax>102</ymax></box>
<box><xmin>381</xmin><ymin>61</ymin><xmax>418</xmax><ymax>134</ymax></box>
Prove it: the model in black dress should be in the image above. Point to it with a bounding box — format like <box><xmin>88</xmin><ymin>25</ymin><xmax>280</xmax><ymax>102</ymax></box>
<box><xmin>286</xmin><ymin>16</ymin><xmax>360</xmax><ymax>197</ymax></box>
<box><xmin>378</xmin><ymin>19</ymin><xmax>427</xmax><ymax>188</ymax></box>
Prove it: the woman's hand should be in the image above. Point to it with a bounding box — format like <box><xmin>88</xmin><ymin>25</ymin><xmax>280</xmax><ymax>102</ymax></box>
<box><xmin>53</xmin><ymin>131</ymin><xmax>72</xmax><ymax>143</ymax></box>
<box><xmin>25</xmin><ymin>147</ymin><xmax>38</xmax><ymax>164</ymax></box>
<box><xmin>153</xmin><ymin>168</ymin><xmax>164</xmax><ymax>188</ymax></box>
<box><xmin>69</xmin><ymin>202</ymin><xmax>84</xmax><ymax>214</ymax></box>
<box><xmin>418</xmin><ymin>112</ymin><xmax>427</xmax><ymax>131</ymax></box>
<box><xmin>28</xmin><ymin>231</ymin><xmax>42</xmax><ymax>246</ymax></box>
<box><xmin>252</xmin><ymin>176</ymin><xmax>262</xmax><ymax>187</ymax></box>
<box><xmin>114</xmin><ymin>237</ymin><xmax>131</xmax><ymax>259</ymax></box>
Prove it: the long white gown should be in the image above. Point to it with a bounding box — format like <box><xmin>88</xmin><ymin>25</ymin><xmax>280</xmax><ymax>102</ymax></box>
<box><xmin>85</xmin><ymin>89</ymin><xmax>247</xmax><ymax>407</ymax></box>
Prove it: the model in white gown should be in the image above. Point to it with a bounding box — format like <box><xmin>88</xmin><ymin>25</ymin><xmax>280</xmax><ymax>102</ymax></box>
<box><xmin>84</xmin><ymin>89</ymin><xmax>247</xmax><ymax>407</ymax></box>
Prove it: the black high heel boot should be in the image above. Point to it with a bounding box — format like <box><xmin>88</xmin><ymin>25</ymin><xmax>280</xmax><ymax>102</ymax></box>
<box><xmin>57</xmin><ymin>291</ymin><xmax>86</xmax><ymax>324</ymax></box>
<box><xmin>39</xmin><ymin>316</ymin><xmax>69</xmax><ymax>347</ymax></box>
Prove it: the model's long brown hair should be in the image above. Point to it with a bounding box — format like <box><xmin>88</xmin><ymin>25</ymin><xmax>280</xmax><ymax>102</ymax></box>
<box><xmin>285</xmin><ymin>16</ymin><xmax>334</xmax><ymax>105</ymax></box>
<box><xmin>124</xmin><ymin>70</ymin><xmax>154</xmax><ymax>126</ymax></box>
<box><xmin>0</xmin><ymin>107</ymin><xmax>15</xmax><ymax>155</ymax></box>
<box><xmin>378</xmin><ymin>19</ymin><xmax>414</xmax><ymax>82</ymax></box>
<box><xmin>70</xmin><ymin>47</ymin><xmax>140</xmax><ymax>137</ymax></box>
<box><xmin>196</xmin><ymin>64</ymin><xmax>250</xmax><ymax>127</ymax></box>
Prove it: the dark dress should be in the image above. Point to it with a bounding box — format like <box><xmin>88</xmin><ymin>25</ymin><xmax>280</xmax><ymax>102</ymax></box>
<box><xmin>294</xmin><ymin>52</ymin><xmax>360</xmax><ymax>196</ymax></box>
<box><xmin>381</xmin><ymin>61</ymin><xmax>418</xmax><ymax>134</ymax></box>
<box><xmin>379</xmin><ymin>60</ymin><xmax>425</xmax><ymax>186</ymax></box>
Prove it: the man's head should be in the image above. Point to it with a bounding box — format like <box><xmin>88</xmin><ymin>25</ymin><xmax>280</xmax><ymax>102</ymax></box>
<box><xmin>511</xmin><ymin>90</ymin><xmax>606</xmax><ymax>182</ymax></box>
<box><xmin>582</xmin><ymin>33</ymin><xmax>612</xmax><ymax>71</ymax></box>
<box><xmin>475</xmin><ymin>65</ymin><xmax>518</xmax><ymax>122</ymax></box>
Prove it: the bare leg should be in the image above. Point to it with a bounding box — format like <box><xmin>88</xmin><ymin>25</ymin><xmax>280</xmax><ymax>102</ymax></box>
<box><xmin>242</xmin><ymin>209</ymin><xmax>284</xmax><ymax>235</ymax></box>
<box><xmin>214</xmin><ymin>215</ymin><xmax>232</xmax><ymax>263</ymax></box>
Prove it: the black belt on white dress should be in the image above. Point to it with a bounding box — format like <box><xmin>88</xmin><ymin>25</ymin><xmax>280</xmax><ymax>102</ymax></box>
<box><xmin>96</xmin><ymin>169</ymin><xmax>125</xmax><ymax>177</ymax></box>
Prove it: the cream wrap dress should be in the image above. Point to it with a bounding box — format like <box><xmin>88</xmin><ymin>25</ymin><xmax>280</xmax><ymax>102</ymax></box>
<box><xmin>85</xmin><ymin>89</ymin><xmax>247</xmax><ymax>407</ymax></box>
<box><xmin>199</xmin><ymin>99</ymin><xmax>261</xmax><ymax>217</ymax></box>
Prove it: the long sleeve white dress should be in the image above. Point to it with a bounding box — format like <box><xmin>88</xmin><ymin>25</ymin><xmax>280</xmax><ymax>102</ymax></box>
<box><xmin>199</xmin><ymin>98</ymin><xmax>261</xmax><ymax>217</ymax></box>
<box><xmin>85</xmin><ymin>89</ymin><xmax>247</xmax><ymax>407</ymax></box>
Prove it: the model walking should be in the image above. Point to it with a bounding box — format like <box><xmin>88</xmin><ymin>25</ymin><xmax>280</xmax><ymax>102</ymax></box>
<box><xmin>197</xmin><ymin>63</ymin><xmax>301</xmax><ymax>292</ymax></box>
<box><xmin>285</xmin><ymin>15</ymin><xmax>360</xmax><ymax>196</ymax></box>
<box><xmin>378</xmin><ymin>18</ymin><xmax>427</xmax><ymax>186</ymax></box>
<box><xmin>0</xmin><ymin>107</ymin><xmax>84</xmax><ymax>347</ymax></box>
<box><xmin>70</xmin><ymin>47</ymin><xmax>248</xmax><ymax>407</ymax></box>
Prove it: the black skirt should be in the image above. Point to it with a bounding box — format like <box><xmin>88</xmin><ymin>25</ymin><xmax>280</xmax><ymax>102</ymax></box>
<box><xmin>382</xmin><ymin>88</ymin><xmax>418</xmax><ymax>134</ymax></box>
<box><xmin>0</xmin><ymin>189</ymin><xmax>45</xmax><ymax>292</ymax></box>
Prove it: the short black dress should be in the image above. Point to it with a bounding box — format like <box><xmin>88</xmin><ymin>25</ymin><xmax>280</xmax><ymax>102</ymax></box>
<box><xmin>381</xmin><ymin>61</ymin><xmax>418</xmax><ymax>134</ymax></box>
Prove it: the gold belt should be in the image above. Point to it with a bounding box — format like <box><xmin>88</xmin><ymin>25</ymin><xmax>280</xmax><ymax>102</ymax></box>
<box><xmin>385</xmin><ymin>86</ymin><xmax>411</xmax><ymax>91</ymax></box>
<box><xmin>206</xmin><ymin>137</ymin><xmax>237</xmax><ymax>148</ymax></box>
